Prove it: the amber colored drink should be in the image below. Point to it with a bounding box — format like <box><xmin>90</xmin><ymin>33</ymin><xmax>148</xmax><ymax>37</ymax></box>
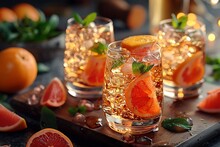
<box><xmin>158</xmin><ymin>19</ymin><xmax>206</xmax><ymax>99</ymax></box>
<box><xmin>102</xmin><ymin>36</ymin><xmax>163</xmax><ymax>134</ymax></box>
<box><xmin>64</xmin><ymin>17</ymin><xmax>114</xmax><ymax>98</ymax></box>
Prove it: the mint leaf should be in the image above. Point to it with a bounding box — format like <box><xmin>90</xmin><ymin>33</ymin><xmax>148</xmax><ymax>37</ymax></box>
<box><xmin>83</xmin><ymin>12</ymin><xmax>97</xmax><ymax>27</ymax></box>
<box><xmin>162</xmin><ymin>117</ymin><xmax>192</xmax><ymax>133</ymax></box>
<box><xmin>68</xmin><ymin>107</ymin><xmax>78</xmax><ymax>116</ymax></box>
<box><xmin>40</xmin><ymin>106</ymin><xmax>57</xmax><ymax>129</ymax></box>
<box><xmin>206</xmin><ymin>56</ymin><xmax>220</xmax><ymax>81</ymax></box>
<box><xmin>91</xmin><ymin>42</ymin><xmax>107</xmax><ymax>55</ymax></box>
<box><xmin>73</xmin><ymin>12</ymin><xmax>83</xmax><ymax>24</ymax></box>
<box><xmin>171</xmin><ymin>13</ymin><xmax>188</xmax><ymax>30</ymax></box>
<box><xmin>111</xmin><ymin>57</ymin><xmax>124</xmax><ymax>69</ymax></box>
<box><xmin>132</xmin><ymin>61</ymin><xmax>154</xmax><ymax>74</ymax></box>
<box><xmin>78</xmin><ymin>106</ymin><xmax>87</xmax><ymax>114</ymax></box>
<box><xmin>72</xmin><ymin>12</ymin><xmax>97</xmax><ymax>27</ymax></box>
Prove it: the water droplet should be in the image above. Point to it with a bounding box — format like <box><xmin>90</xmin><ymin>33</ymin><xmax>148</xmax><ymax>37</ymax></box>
<box><xmin>135</xmin><ymin>135</ymin><xmax>152</xmax><ymax>145</ymax></box>
<box><xmin>72</xmin><ymin>113</ymin><xmax>86</xmax><ymax>125</ymax></box>
<box><xmin>121</xmin><ymin>133</ymin><xmax>135</xmax><ymax>143</ymax></box>
<box><xmin>78</xmin><ymin>100</ymin><xmax>94</xmax><ymax>111</ymax></box>
<box><xmin>86</xmin><ymin>116</ymin><xmax>102</xmax><ymax>129</ymax></box>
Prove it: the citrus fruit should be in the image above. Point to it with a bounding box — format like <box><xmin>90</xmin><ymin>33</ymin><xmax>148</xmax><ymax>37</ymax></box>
<box><xmin>197</xmin><ymin>88</ymin><xmax>220</xmax><ymax>113</ymax></box>
<box><xmin>40</xmin><ymin>77</ymin><xmax>67</xmax><ymax>107</ymax></box>
<box><xmin>13</xmin><ymin>3</ymin><xmax>40</xmax><ymax>21</ymax></box>
<box><xmin>0</xmin><ymin>7</ymin><xmax>17</xmax><ymax>22</ymax></box>
<box><xmin>125</xmin><ymin>72</ymin><xmax>161</xmax><ymax>118</ymax></box>
<box><xmin>173</xmin><ymin>51</ymin><xmax>204</xmax><ymax>87</ymax></box>
<box><xmin>0</xmin><ymin>47</ymin><xmax>37</xmax><ymax>93</ymax></box>
<box><xmin>26</xmin><ymin>128</ymin><xmax>74</xmax><ymax>147</ymax></box>
<box><xmin>121</xmin><ymin>35</ymin><xmax>156</xmax><ymax>53</ymax></box>
<box><xmin>81</xmin><ymin>55</ymin><xmax>106</xmax><ymax>86</ymax></box>
<box><xmin>0</xmin><ymin>104</ymin><xmax>27</xmax><ymax>132</ymax></box>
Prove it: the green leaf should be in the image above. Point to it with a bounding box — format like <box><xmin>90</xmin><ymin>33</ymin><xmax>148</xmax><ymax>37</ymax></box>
<box><xmin>83</xmin><ymin>12</ymin><xmax>97</xmax><ymax>27</ymax></box>
<box><xmin>37</xmin><ymin>63</ymin><xmax>50</xmax><ymax>73</ymax></box>
<box><xmin>48</xmin><ymin>15</ymin><xmax>59</xmax><ymax>30</ymax></box>
<box><xmin>111</xmin><ymin>57</ymin><xmax>124</xmax><ymax>69</ymax></box>
<box><xmin>68</xmin><ymin>107</ymin><xmax>78</xmax><ymax>116</ymax></box>
<box><xmin>72</xmin><ymin>12</ymin><xmax>83</xmax><ymax>24</ymax></box>
<box><xmin>40</xmin><ymin>106</ymin><xmax>57</xmax><ymax>129</ymax></box>
<box><xmin>162</xmin><ymin>117</ymin><xmax>192</xmax><ymax>133</ymax></box>
<box><xmin>78</xmin><ymin>106</ymin><xmax>87</xmax><ymax>114</ymax></box>
<box><xmin>91</xmin><ymin>42</ymin><xmax>107</xmax><ymax>55</ymax></box>
<box><xmin>171</xmin><ymin>13</ymin><xmax>188</xmax><ymax>30</ymax></box>
<box><xmin>132</xmin><ymin>61</ymin><xmax>154</xmax><ymax>74</ymax></box>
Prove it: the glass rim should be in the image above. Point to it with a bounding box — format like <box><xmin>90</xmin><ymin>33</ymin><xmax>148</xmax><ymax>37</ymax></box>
<box><xmin>159</xmin><ymin>18</ymin><xmax>205</xmax><ymax>32</ymax></box>
<box><xmin>108</xmin><ymin>40</ymin><xmax>161</xmax><ymax>55</ymax></box>
<box><xmin>67</xmin><ymin>16</ymin><xmax>113</xmax><ymax>28</ymax></box>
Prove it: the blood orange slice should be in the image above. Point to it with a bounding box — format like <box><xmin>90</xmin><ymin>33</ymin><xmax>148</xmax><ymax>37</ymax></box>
<box><xmin>81</xmin><ymin>55</ymin><xmax>106</xmax><ymax>86</ymax></box>
<box><xmin>0</xmin><ymin>104</ymin><xmax>27</xmax><ymax>132</ymax></box>
<box><xmin>121</xmin><ymin>35</ymin><xmax>156</xmax><ymax>53</ymax></box>
<box><xmin>40</xmin><ymin>77</ymin><xmax>67</xmax><ymax>107</ymax></box>
<box><xmin>125</xmin><ymin>72</ymin><xmax>161</xmax><ymax>118</ymax></box>
<box><xmin>26</xmin><ymin>128</ymin><xmax>74</xmax><ymax>147</ymax></box>
<box><xmin>173</xmin><ymin>51</ymin><xmax>204</xmax><ymax>87</ymax></box>
<box><xmin>197</xmin><ymin>88</ymin><xmax>220</xmax><ymax>113</ymax></box>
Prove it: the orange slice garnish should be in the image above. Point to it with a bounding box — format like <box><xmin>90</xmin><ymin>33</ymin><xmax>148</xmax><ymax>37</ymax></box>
<box><xmin>173</xmin><ymin>51</ymin><xmax>205</xmax><ymax>87</ymax></box>
<box><xmin>81</xmin><ymin>55</ymin><xmax>106</xmax><ymax>86</ymax></box>
<box><xmin>125</xmin><ymin>72</ymin><xmax>161</xmax><ymax>118</ymax></box>
<box><xmin>121</xmin><ymin>35</ymin><xmax>156</xmax><ymax>53</ymax></box>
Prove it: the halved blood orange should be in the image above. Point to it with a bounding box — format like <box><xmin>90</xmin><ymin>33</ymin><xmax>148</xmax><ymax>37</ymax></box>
<box><xmin>197</xmin><ymin>89</ymin><xmax>220</xmax><ymax>113</ymax></box>
<box><xmin>40</xmin><ymin>77</ymin><xmax>67</xmax><ymax>107</ymax></box>
<box><xmin>121</xmin><ymin>35</ymin><xmax>156</xmax><ymax>53</ymax></box>
<box><xmin>0</xmin><ymin>104</ymin><xmax>27</xmax><ymax>132</ymax></box>
<box><xmin>26</xmin><ymin>128</ymin><xmax>74</xmax><ymax>147</ymax></box>
<box><xmin>173</xmin><ymin>51</ymin><xmax>205</xmax><ymax>87</ymax></box>
<box><xmin>125</xmin><ymin>72</ymin><xmax>161</xmax><ymax>118</ymax></box>
<box><xmin>81</xmin><ymin>55</ymin><xmax>106</xmax><ymax>86</ymax></box>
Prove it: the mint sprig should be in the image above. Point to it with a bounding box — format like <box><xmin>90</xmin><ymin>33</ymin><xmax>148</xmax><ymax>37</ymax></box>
<box><xmin>68</xmin><ymin>106</ymin><xmax>87</xmax><ymax>116</ymax></box>
<box><xmin>111</xmin><ymin>57</ymin><xmax>124</xmax><ymax>69</ymax></box>
<box><xmin>91</xmin><ymin>42</ymin><xmax>107</xmax><ymax>55</ymax></box>
<box><xmin>73</xmin><ymin>12</ymin><xmax>97</xmax><ymax>27</ymax></box>
<box><xmin>132</xmin><ymin>61</ymin><xmax>154</xmax><ymax>75</ymax></box>
<box><xmin>206</xmin><ymin>56</ymin><xmax>220</xmax><ymax>81</ymax></box>
<box><xmin>171</xmin><ymin>13</ymin><xmax>188</xmax><ymax>30</ymax></box>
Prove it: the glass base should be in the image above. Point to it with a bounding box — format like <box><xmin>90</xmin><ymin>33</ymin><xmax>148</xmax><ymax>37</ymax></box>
<box><xmin>66</xmin><ymin>81</ymin><xmax>102</xmax><ymax>99</ymax></box>
<box><xmin>104</xmin><ymin>113</ymin><xmax>160</xmax><ymax>135</ymax></box>
<box><xmin>163</xmin><ymin>80</ymin><xmax>204</xmax><ymax>99</ymax></box>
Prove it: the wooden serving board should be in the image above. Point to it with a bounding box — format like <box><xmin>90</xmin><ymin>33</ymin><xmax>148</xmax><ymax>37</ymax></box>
<box><xmin>10</xmin><ymin>82</ymin><xmax>220</xmax><ymax>147</ymax></box>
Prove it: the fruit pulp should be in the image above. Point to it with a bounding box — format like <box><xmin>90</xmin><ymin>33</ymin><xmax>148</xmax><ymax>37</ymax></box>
<box><xmin>102</xmin><ymin>42</ymin><xmax>163</xmax><ymax>134</ymax></box>
<box><xmin>64</xmin><ymin>17</ymin><xmax>114</xmax><ymax>98</ymax></box>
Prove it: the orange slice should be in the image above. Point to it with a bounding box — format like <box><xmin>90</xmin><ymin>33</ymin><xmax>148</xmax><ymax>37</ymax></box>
<box><xmin>81</xmin><ymin>55</ymin><xmax>106</xmax><ymax>86</ymax></box>
<box><xmin>173</xmin><ymin>51</ymin><xmax>204</xmax><ymax>87</ymax></box>
<box><xmin>121</xmin><ymin>35</ymin><xmax>156</xmax><ymax>53</ymax></box>
<box><xmin>26</xmin><ymin>128</ymin><xmax>74</xmax><ymax>147</ymax></box>
<box><xmin>125</xmin><ymin>72</ymin><xmax>161</xmax><ymax>118</ymax></box>
<box><xmin>0</xmin><ymin>104</ymin><xmax>27</xmax><ymax>132</ymax></box>
<box><xmin>197</xmin><ymin>88</ymin><xmax>220</xmax><ymax>113</ymax></box>
<box><xmin>40</xmin><ymin>77</ymin><xmax>67</xmax><ymax>107</ymax></box>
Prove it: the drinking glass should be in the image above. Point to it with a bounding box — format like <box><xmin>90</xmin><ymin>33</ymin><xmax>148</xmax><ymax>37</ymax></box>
<box><xmin>102</xmin><ymin>36</ymin><xmax>163</xmax><ymax>134</ymax></box>
<box><xmin>64</xmin><ymin>17</ymin><xmax>114</xmax><ymax>98</ymax></box>
<box><xmin>158</xmin><ymin>19</ymin><xmax>206</xmax><ymax>99</ymax></box>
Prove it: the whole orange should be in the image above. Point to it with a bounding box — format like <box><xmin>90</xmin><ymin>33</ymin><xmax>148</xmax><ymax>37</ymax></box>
<box><xmin>0</xmin><ymin>47</ymin><xmax>37</xmax><ymax>93</ymax></box>
<box><xmin>0</xmin><ymin>7</ymin><xmax>17</xmax><ymax>22</ymax></box>
<box><xmin>13</xmin><ymin>3</ymin><xmax>40</xmax><ymax>21</ymax></box>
